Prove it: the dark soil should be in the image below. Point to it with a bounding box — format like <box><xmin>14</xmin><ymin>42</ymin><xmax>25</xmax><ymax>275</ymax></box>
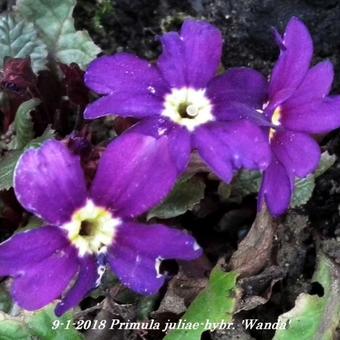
<box><xmin>74</xmin><ymin>0</ymin><xmax>340</xmax><ymax>91</ymax></box>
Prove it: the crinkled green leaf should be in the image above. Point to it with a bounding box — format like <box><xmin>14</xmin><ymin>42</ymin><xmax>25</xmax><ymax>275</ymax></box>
<box><xmin>0</xmin><ymin>14</ymin><xmax>47</xmax><ymax>72</ymax></box>
<box><xmin>233</xmin><ymin>170</ymin><xmax>261</xmax><ymax>196</ymax></box>
<box><xmin>0</xmin><ymin>319</ymin><xmax>30</xmax><ymax>339</ymax></box>
<box><xmin>292</xmin><ymin>176</ymin><xmax>315</xmax><ymax>208</ymax></box>
<box><xmin>26</xmin><ymin>125</ymin><xmax>55</xmax><ymax>148</ymax></box>
<box><xmin>16</xmin><ymin>0</ymin><xmax>101</xmax><ymax>69</ymax></box>
<box><xmin>147</xmin><ymin>176</ymin><xmax>206</xmax><ymax>220</ymax></box>
<box><xmin>217</xmin><ymin>181</ymin><xmax>232</xmax><ymax>201</ymax></box>
<box><xmin>0</xmin><ymin>150</ymin><xmax>22</xmax><ymax>191</ymax></box>
<box><xmin>292</xmin><ymin>151</ymin><xmax>336</xmax><ymax>208</ymax></box>
<box><xmin>14</xmin><ymin>98</ymin><xmax>41</xmax><ymax>150</ymax></box>
<box><xmin>165</xmin><ymin>268</ymin><xmax>238</xmax><ymax>340</ymax></box>
<box><xmin>218</xmin><ymin>152</ymin><xmax>336</xmax><ymax>208</ymax></box>
<box><xmin>17</xmin><ymin>215</ymin><xmax>45</xmax><ymax>233</ymax></box>
<box><xmin>0</xmin><ymin>127</ymin><xmax>55</xmax><ymax>190</ymax></box>
<box><xmin>218</xmin><ymin>170</ymin><xmax>261</xmax><ymax>203</ymax></box>
<box><xmin>28</xmin><ymin>306</ymin><xmax>84</xmax><ymax>339</ymax></box>
<box><xmin>274</xmin><ymin>253</ymin><xmax>340</xmax><ymax>340</ymax></box>
<box><xmin>315</xmin><ymin>152</ymin><xmax>337</xmax><ymax>177</ymax></box>
<box><xmin>0</xmin><ymin>285</ymin><xmax>12</xmax><ymax>314</ymax></box>
<box><xmin>0</xmin><ymin>305</ymin><xmax>83</xmax><ymax>339</ymax></box>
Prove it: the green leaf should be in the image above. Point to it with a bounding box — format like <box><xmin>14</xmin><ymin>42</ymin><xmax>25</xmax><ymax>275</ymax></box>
<box><xmin>16</xmin><ymin>0</ymin><xmax>101</xmax><ymax>69</ymax></box>
<box><xmin>147</xmin><ymin>176</ymin><xmax>206</xmax><ymax>220</ymax></box>
<box><xmin>218</xmin><ymin>170</ymin><xmax>261</xmax><ymax>203</ymax></box>
<box><xmin>17</xmin><ymin>215</ymin><xmax>45</xmax><ymax>233</ymax></box>
<box><xmin>26</xmin><ymin>126</ymin><xmax>55</xmax><ymax>148</ymax></box>
<box><xmin>0</xmin><ymin>127</ymin><xmax>55</xmax><ymax>191</ymax></box>
<box><xmin>14</xmin><ymin>98</ymin><xmax>41</xmax><ymax>150</ymax></box>
<box><xmin>0</xmin><ymin>150</ymin><xmax>22</xmax><ymax>191</ymax></box>
<box><xmin>0</xmin><ymin>14</ymin><xmax>48</xmax><ymax>72</ymax></box>
<box><xmin>28</xmin><ymin>307</ymin><xmax>84</xmax><ymax>339</ymax></box>
<box><xmin>233</xmin><ymin>170</ymin><xmax>261</xmax><ymax>196</ymax></box>
<box><xmin>292</xmin><ymin>176</ymin><xmax>315</xmax><ymax>208</ymax></box>
<box><xmin>274</xmin><ymin>253</ymin><xmax>340</xmax><ymax>340</ymax></box>
<box><xmin>315</xmin><ymin>152</ymin><xmax>337</xmax><ymax>176</ymax></box>
<box><xmin>165</xmin><ymin>268</ymin><xmax>238</xmax><ymax>340</ymax></box>
<box><xmin>0</xmin><ymin>305</ymin><xmax>84</xmax><ymax>339</ymax></box>
<box><xmin>218</xmin><ymin>152</ymin><xmax>336</xmax><ymax>208</ymax></box>
<box><xmin>292</xmin><ymin>151</ymin><xmax>336</xmax><ymax>208</ymax></box>
<box><xmin>0</xmin><ymin>320</ymin><xmax>30</xmax><ymax>339</ymax></box>
<box><xmin>0</xmin><ymin>285</ymin><xmax>12</xmax><ymax>314</ymax></box>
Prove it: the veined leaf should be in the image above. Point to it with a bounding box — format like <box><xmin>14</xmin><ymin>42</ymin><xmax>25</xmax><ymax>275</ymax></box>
<box><xmin>218</xmin><ymin>152</ymin><xmax>336</xmax><ymax>209</ymax></box>
<box><xmin>292</xmin><ymin>151</ymin><xmax>336</xmax><ymax>208</ymax></box>
<box><xmin>292</xmin><ymin>176</ymin><xmax>315</xmax><ymax>208</ymax></box>
<box><xmin>218</xmin><ymin>169</ymin><xmax>261</xmax><ymax>204</ymax></box>
<box><xmin>165</xmin><ymin>268</ymin><xmax>238</xmax><ymax>340</ymax></box>
<box><xmin>0</xmin><ymin>127</ymin><xmax>55</xmax><ymax>191</ymax></box>
<box><xmin>28</xmin><ymin>306</ymin><xmax>83</xmax><ymax>339</ymax></box>
<box><xmin>16</xmin><ymin>0</ymin><xmax>101</xmax><ymax>69</ymax></box>
<box><xmin>0</xmin><ymin>305</ymin><xmax>83</xmax><ymax>339</ymax></box>
<box><xmin>14</xmin><ymin>98</ymin><xmax>41</xmax><ymax>150</ymax></box>
<box><xmin>148</xmin><ymin>176</ymin><xmax>206</xmax><ymax>220</ymax></box>
<box><xmin>274</xmin><ymin>253</ymin><xmax>340</xmax><ymax>340</ymax></box>
<box><xmin>0</xmin><ymin>150</ymin><xmax>22</xmax><ymax>191</ymax></box>
<box><xmin>26</xmin><ymin>125</ymin><xmax>55</xmax><ymax>148</ymax></box>
<box><xmin>0</xmin><ymin>285</ymin><xmax>11</xmax><ymax>314</ymax></box>
<box><xmin>0</xmin><ymin>319</ymin><xmax>29</xmax><ymax>340</ymax></box>
<box><xmin>0</xmin><ymin>14</ymin><xmax>47</xmax><ymax>72</ymax></box>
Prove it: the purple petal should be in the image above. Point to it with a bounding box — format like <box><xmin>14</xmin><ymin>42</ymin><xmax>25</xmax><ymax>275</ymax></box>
<box><xmin>157</xmin><ymin>20</ymin><xmax>222</xmax><ymax>88</ymax></box>
<box><xmin>14</xmin><ymin>140</ymin><xmax>87</xmax><ymax>225</ymax></box>
<box><xmin>193</xmin><ymin>121</ymin><xmax>271</xmax><ymax>183</ymax></box>
<box><xmin>84</xmin><ymin>53</ymin><xmax>169</xmax><ymax>120</ymax></box>
<box><xmin>12</xmin><ymin>245</ymin><xmax>78</xmax><ymax>311</ymax></box>
<box><xmin>91</xmin><ymin>132</ymin><xmax>178</xmax><ymax>218</ymax></box>
<box><xmin>258</xmin><ymin>157</ymin><xmax>292</xmax><ymax>216</ymax></box>
<box><xmin>214</xmin><ymin>102</ymin><xmax>273</xmax><ymax>127</ymax></box>
<box><xmin>107</xmin><ymin>222</ymin><xmax>201</xmax><ymax>295</ymax></box>
<box><xmin>272</xmin><ymin>131</ymin><xmax>320</xmax><ymax>178</ymax></box>
<box><xmin>128</xmin><ymin>117</ymin><xmax>191</xmax><ymax>174</ymax></box>
<box><xmin>84</xmin><ymin>92</ymin><xmax>163</xmax><ymax>119</ymax></box>
<box><xmin>55</xmin><ymin>256</ymin><xmax>98</xmax><ymax>316</ymax></box>
<box><xmin>272</xmin><ymin>27</ymin><xmax>286</xmax><ymax>51</ymax></box>
<box><xmin>0</xmin><ymin>226</ymin><xmax>68</xmax><ymax>276</ymax></box>
<box><xmin>157</xmin><ymin>32</ymin><xmax>187</xmax><ymax>88</ymax></box>
<box><xmin>180</xmin><ymin>20</ymin><xmax>222</xmax><ymax>87</ymax></box>
<box><xmin>281</xmin><ymin>96</ymin><xmax>340</xmax><ymax>134</ymax></box>
<box><xmin>269</xmin><ymin>17</ymin><xmax>313</xmax><ymax>105</ymax></box>
<box><xmin>282</xmin><ymin>61</ymin><xmax>334</xmax><ymax>109</ymax></box>
<box><xmin>85</xmin><ymin>53</ymin><xmax>168</xmax><ymax>96</ymax></box>
<box><xmin>207</xmin><ymin>68</ymin><xmax>268</xmax><ymax>118</ymax></box>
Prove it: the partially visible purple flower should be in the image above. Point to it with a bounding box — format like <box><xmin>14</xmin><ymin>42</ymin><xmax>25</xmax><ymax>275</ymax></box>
<box><xmin>0</xmin><ymin>137</ymin><xmax>201</xmax><ymax>316</ymax></box>
<box><xmin>258</xmin><ymin>17</ymin><xmax>340</xmax><ymax>215</ymax></box>
<box><xmin>84</xmin><ymin>19</ymin><xmax>271</xmax><ymax>183</ymax></box>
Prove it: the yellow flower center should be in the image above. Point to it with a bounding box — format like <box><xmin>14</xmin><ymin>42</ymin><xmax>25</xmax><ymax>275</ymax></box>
<box><xmin>269</xmin><ymin>106</ymin><xmax>282</xmax><ymax>140</ymax></box>
<box><xmin>62</xmin><ymin>200</ymin><xmax>120</xmax><ymax>257</ymax></box>
<box><xmin>161</xmin><ymin>87</ymin><xmax>214</xmax><ymax>131</ymax></box>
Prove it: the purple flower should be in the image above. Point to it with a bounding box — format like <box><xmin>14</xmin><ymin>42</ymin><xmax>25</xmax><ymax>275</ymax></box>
<box><xmin>257</xmin><ymin>17</ymin><xmax>340</xmax><ymax>216</ymax></box>
<box><xmin>0</xmin><ymin>137</ymin><xmax>201</xmax><ymax>316</ymax></box>
<box><xmin>84</xmin><ymin>19</ymin><xmax>271</xmax><ymax>183</ymax></box>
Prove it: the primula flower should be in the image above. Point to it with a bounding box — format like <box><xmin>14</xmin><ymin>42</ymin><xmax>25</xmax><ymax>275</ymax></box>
<box><xmin>256</xmin><ymin>17</ymin><xmax>340</xmax><ymax>215</ymax></box>
<box><xmin>84</xmin><ymin>19</ymin><xmax>271</xmax><ymax>183</ymax></box>
<box><xmin>0</xmin><ymin>137</ymin><xmax>201</xmax><ymax>316</ymax></box>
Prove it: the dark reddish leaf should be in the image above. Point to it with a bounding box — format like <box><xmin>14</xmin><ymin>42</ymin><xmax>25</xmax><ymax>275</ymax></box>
<box><xmin>59</xmin><ymin>63</ymin><xmax>89</xmax><ymax>107</ymax></box>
